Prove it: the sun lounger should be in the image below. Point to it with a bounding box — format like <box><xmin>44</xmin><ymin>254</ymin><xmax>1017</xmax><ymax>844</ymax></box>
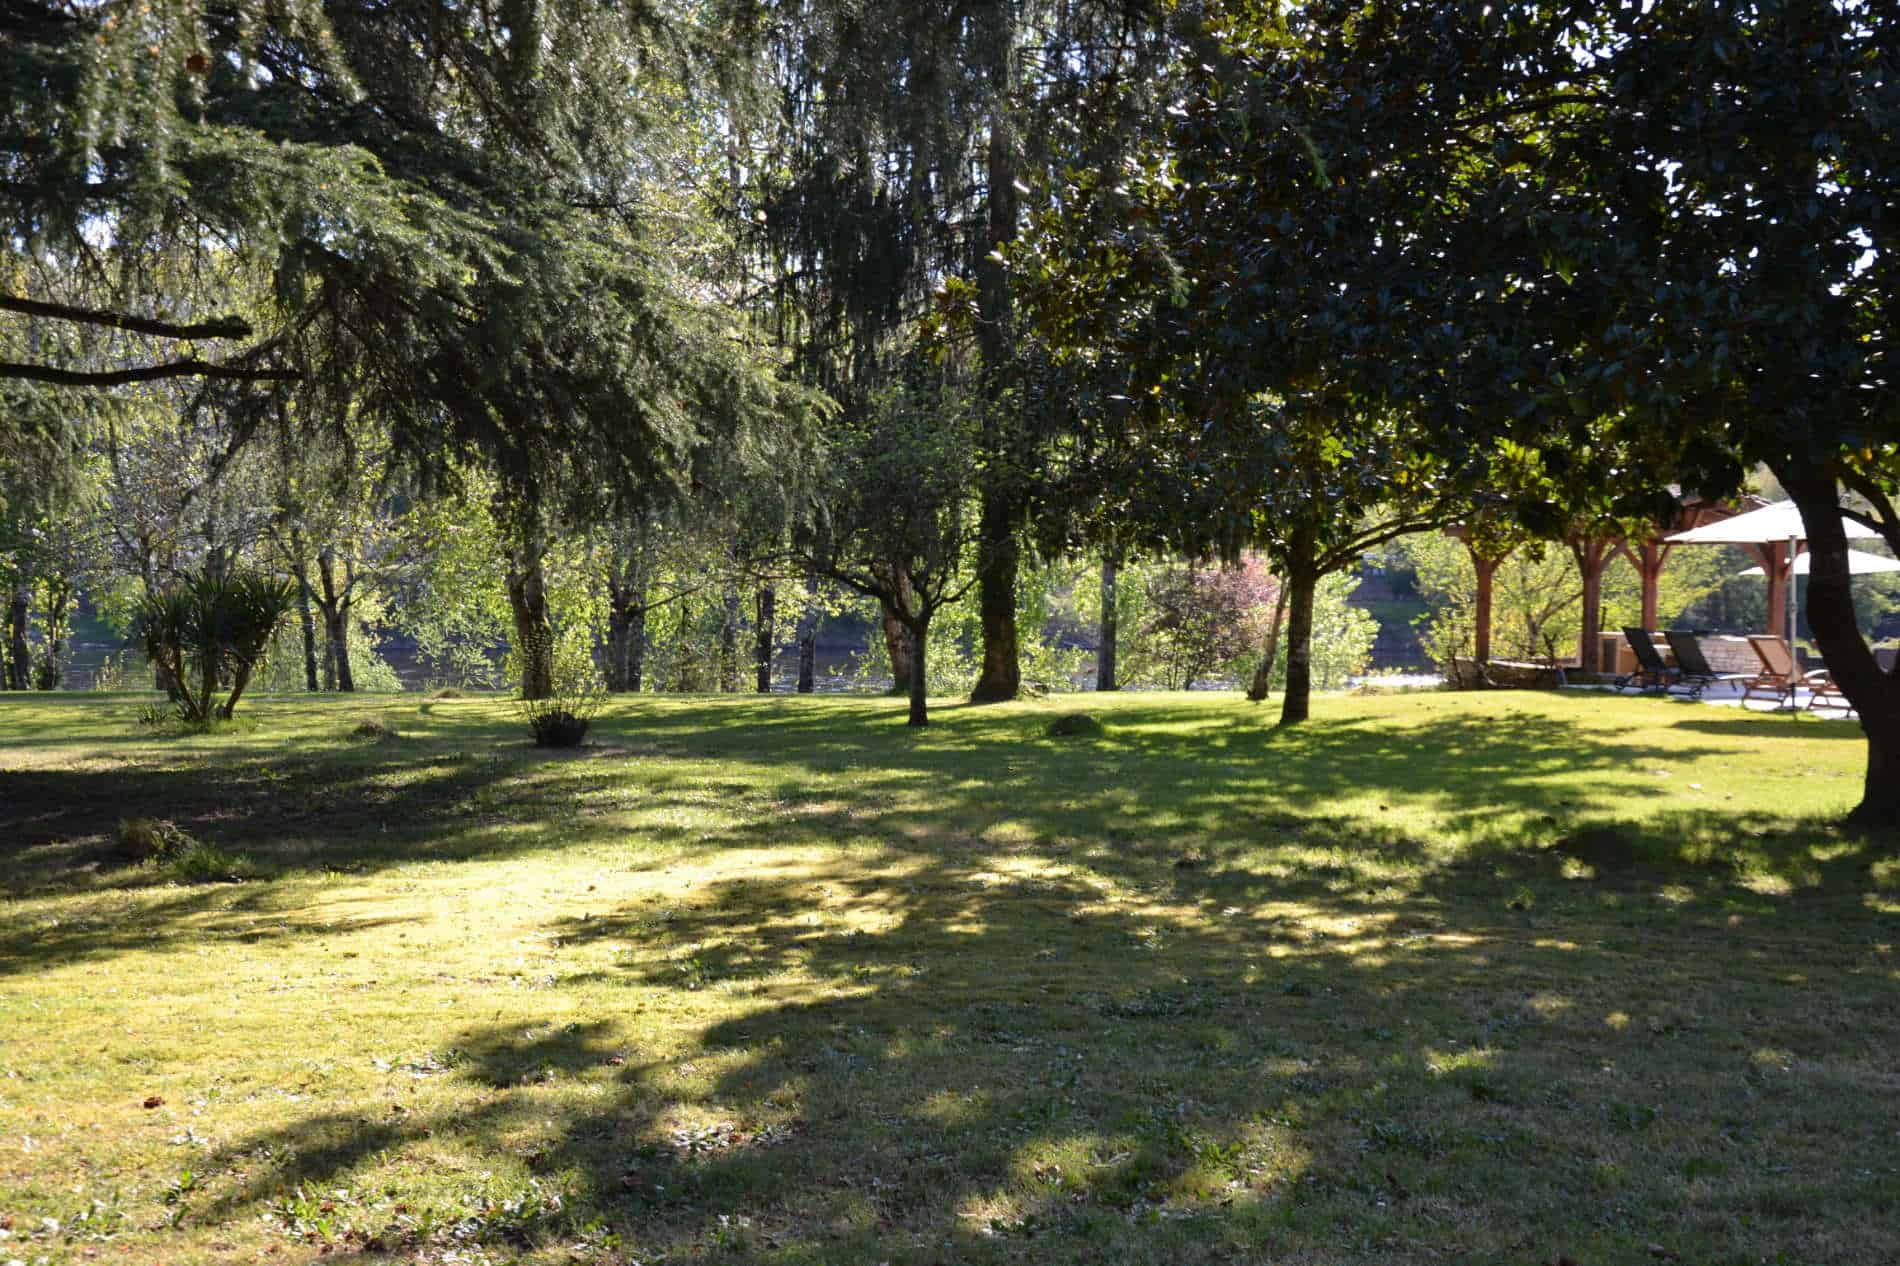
<box><xmin>1615</xmin><ymin>627</ymin><xmax>1677</xmax><ymax>694</ymax></box>
<box><xmin>1662</xmin><ymin>630</ymin><xmax>1747</xmax><ymax>700</ymax></box>
<box><xmin>1742</xmin><ymin>635</ymin><xmax>1828</xmax><ymax>709</ymax></box>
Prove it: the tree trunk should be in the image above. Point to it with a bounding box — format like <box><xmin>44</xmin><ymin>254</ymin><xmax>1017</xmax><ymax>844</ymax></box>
<box><xmin>629</xmin><ymin>601</ymin><xmax>647</xmax><ymax>692</ymax></box>
<box><xmin>880</xmin><ymin>596</ymin><xmax>912</xmax><ymax>694</ymax></box>
<box><xmin>755</xmin><ymin>584</ymin><xmax>776</xmax><ymax>693</ymax></box>
<box><xmin>605</xmin><ymin>564</ymin><xmax>647</xmax><ymax>693</ymax></box>
<box><xmin>719</xmin><ymin>584</ymin><xmax>741</xmax><ymax>692</ymax></box>
<box><xmin>289</xmin><ymin>527</ymin><xmax>320</xmax><ymax>692</ymax></box>
<box><xmin>4</xmin><ymin>583</ymin><xmax>28</xmax><ymax>690</ymax></box>
<box><xmin>1096</xmin><ymin>549</ymin><xmax>1119</xmax><ymax>691</ymax></box>
<box><xmin>34</xmin><ymin>578</ymin><xmax>72</xmax><ymax>690</ymax></box>
<box><xmin>505</xmin><ymin>539</ymin><xmax>553</xmax><ymax>701</ymax></box>
<box><xmin>317</xmin><ymin>550</ymin><xmax>356</xmax><ymax>693</ymax></box>
<box><xmin>1279</xmin><ymin>567</ymin><xmax>1318</xmax><ymax>726</ymax></box>
<box><xmin>970</xmin><ymin>74</ymin><xmax>1024</xmax><ymax>706</ymax></box>
<box><xmin>604</xmin><ymin>605</ymin><xmax>632</xmax><ymax>693</ymax></box>
<box><xmin>971</xmin><ymin>492</ymin><xmax>1021</xmax><ymax>703</ymax></box>
<box><xmin>907</xmin><ymin>620</ymin><xmax>929</xmax><ymax>727</ymax></box>
<box><xmin>1248</xmin><ymin>579</ymin><xmax>1292</xmax><ymax>702</ymax></box>
<box><xmin>1781</xmin><ymin>468</ymin><xmax>1900</xmax><ymax>826</ymax></box>
<box><xmin>796</xmin><ymin>570</ymin><xmax>820</xmax><ymax>694</ymax></box>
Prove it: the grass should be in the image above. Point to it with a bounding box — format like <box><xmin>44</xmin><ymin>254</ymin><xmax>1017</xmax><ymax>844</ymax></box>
<box><xmin>1</xmin><ymin>687</ymin><xmax>1896</xmax><ymax>1265</ymax></box>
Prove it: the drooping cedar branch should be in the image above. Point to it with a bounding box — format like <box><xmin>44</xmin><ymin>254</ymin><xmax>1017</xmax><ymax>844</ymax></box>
<box><xmin>0</xmin><ymin>294</ymin><xmax>254</xmax><ymax>341</ymax></box>
<box><xmin>0</xmin><ymin>358</ymin><xmax>299</xmax><ymax>387</ymax></box>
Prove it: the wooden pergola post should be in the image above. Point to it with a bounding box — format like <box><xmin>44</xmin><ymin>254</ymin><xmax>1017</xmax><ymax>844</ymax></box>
<box><xmin>1616</xmin><ymin>540</ymin><xmax>1672</xmax><ymax>632</ymax></box>
<box><xmin>1742</xmin><ymin>541</ymin><xmax>1794</xmax><ymax>641</ymax></box>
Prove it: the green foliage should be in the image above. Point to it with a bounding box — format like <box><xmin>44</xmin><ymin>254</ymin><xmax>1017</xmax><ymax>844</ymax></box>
<box><xmin>1254</xmin><ymin>574</ymin><xmax>1378</xmax><ymax>693</ymax></box>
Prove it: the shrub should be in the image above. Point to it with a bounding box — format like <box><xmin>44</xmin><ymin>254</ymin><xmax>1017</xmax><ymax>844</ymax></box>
<box><xmin>1138</xmin><ymin>562</ymin><xmax>1278</xmax><ymax>689</ymax></box>
<box><xmin>514</xmin><ymin>626</ymin><xmax>603</xmax><ymax>748</ymax></box>
<box><xmin>523</xmin><ymin>706</ymin><xmax>591</xmax><ymax>747</ymax></box>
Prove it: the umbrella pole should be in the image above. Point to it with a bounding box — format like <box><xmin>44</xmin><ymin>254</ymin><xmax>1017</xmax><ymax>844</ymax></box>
<box><xmin>1788</xmin><ymin>535</ymin><xmax>1801</xmax><ymax>709</ymax></box>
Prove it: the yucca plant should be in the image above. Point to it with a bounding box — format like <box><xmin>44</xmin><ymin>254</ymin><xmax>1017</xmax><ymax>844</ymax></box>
<box><xmin>136</xmin><ymin>569</ymin><xmax>298</xmax><ymax>723</ymax></box>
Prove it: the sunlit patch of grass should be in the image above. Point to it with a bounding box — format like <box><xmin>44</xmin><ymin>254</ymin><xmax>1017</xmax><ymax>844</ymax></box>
<box><xmin>0</xmin><ymin>688</ymin><xmax>1894</xmax><ymax>1263</ymax></box>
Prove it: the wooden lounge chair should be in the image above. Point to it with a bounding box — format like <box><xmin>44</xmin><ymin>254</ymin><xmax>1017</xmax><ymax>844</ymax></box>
<box><xmin>1615</xmin><ymin>627</ymin><xmax>1677</xmax><ymax>694</ymax></box>
<box><xmin>1742</xmin><ymin>635</ymin><xmax>1827</xmax><ymax>709</ymax></box>
<box><xmin>1802</xmin><ymin>644</ymin><xmax>1898</xmax><ymax>716</ymax></box>
<box><xmin>1662</xmin><ymin>629</ymin><xmax>1747</xmax><ymax>700</ymax></box>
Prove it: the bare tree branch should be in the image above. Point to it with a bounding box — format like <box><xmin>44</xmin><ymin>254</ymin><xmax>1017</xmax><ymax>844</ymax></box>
<box><xmin>0</xmin><ymin>359</ymin><xmax>300</xmax><ymax>388</ymax></box>
<box><xmin>0</xmin><ymin>294</ymin><xmax>255</xmax><ymax>341</ymax></box>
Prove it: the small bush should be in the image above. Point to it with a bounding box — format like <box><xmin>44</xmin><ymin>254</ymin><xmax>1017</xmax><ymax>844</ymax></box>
<box><xmin>514</xmin><ymin>626</ymin><xmax>603</xmax><ymax>748</ymax></box>
<box><xmin>118</xmin><ymin>818</ymin><xmax>190</xmax><ymax>863</ymax></box>
<box><xmin>348</xmin><ymin>717</ymin><xmax>400</xmax><ymax>742</ymax></box>
<box><xmin>1047</xmin><ymin>712</ymin><xmax>1106</xmax><ymax>738</ymax></box>
<box><xmin>431</xmin><ymin>686</ymin><xmax>468</xmax><ymax>700</ymax></box>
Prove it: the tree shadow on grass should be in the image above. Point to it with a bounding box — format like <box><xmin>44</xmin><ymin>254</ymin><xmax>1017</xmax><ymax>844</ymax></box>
<box><xmin>2</xmin><ymin>693</ymin><xmax>1872</xmax><ymax>984</ymax></box>
<box><xmin>200</xmin><ymin>832</ymin><xmax>1900</xmax><ymax>1264</ymax></box>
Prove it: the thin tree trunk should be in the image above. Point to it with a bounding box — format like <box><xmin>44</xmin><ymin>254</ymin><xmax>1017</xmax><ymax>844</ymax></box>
<box><xmin>880</xmin><ymin>596</ymin><xmax>912</xmax><ymax>694</ymax></box>
<box><xmin>1097</xmin><ymin>549</ymin><xmax>1119</xmax><ymax>691</ymax></box>
<box><xmin>4</xmin><ymin>583</ymin><xmax>28</xmax><ymax>690</ymax></box>
<box><xmin>1248</xmin><ymin>580</ymin><xmax>1292</xmax><ymax>702</ymax></box>
<box><xmin>629</xmin><ymin>601</ymin><xmax>647</xmax><ymax>692</ymax></box>
<box><xmin>673</xmin><ymin>597</ymin><xmax>693</xmax><ymax>692</ymax></box>
<box><xmin>907</xmin><ymin>620</ymin><xmax>929</xmax><ymax>727</ymax></box>
<box><xmin>796</xmin><ymin>570</ymin><xmax>820</xmax><ymax>694</ymax></box>
<box><xmin>289</xmin><ymin>527</ymin><xmax>320</xmax><ymax>692</ymax></box>
<box><xmin>755</xmin><ymin>584</ymin><xmax>776</xmax><ymax>692</ymax></box>
<box><xmin>1279</xmin><ymin>567</ymin><xmax>1319</xmax><ymax>726</ymax></box>
<box><xmin>35</xmin><ymin>577</ymin><xmax>72</xmax><ymax>689</ymax></box>
<box><xmin>719</xmin><ymin>584</ymin><xmax>741</xmax><ymax>692</ymax></box>
<box><xmin>505</xmin><ymin>535</ymin><xmax>553</xmax><ymax>701</ymax></box>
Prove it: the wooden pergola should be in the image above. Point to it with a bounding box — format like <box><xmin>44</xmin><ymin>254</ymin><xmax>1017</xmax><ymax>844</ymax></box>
<box><xmin>1447</xmin><ymin>494</ymin><xmax>1784</xmax><ymax>674</ymax></box>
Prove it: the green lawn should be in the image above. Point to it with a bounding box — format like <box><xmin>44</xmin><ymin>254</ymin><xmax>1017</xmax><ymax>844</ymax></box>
<box><xmin>2</xmin><ymin>689</ymin><xmax>1895</xmax><ymax>1265</ymax></box>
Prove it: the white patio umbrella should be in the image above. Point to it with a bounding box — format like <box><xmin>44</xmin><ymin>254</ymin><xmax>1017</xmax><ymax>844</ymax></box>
<box><xmin>1667</xmin><ymin>499</ymin><xmax>1880</xmax><ymax>644</ymax></box>
<box><xmin>1736</xmin><ymin>548</ymin><xmax>1900</xmax><ymax>577</ymax></box>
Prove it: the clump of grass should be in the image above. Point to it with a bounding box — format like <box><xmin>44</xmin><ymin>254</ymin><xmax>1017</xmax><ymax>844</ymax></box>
<box><xmin>165</xmin><ymin>840</ymin><xmax>254</xmax><ymax>884</ymax></box>
<box><xmin>1046</xmin><ymin>712</ymin><xmax>1106</xmax><ymax>738</ymax></box>
<box><xmin>431</xmin><ymin>687</ymin><xmax>468</xmax><ymax>700</ymax></box>
<box><xmin>348</xmin><ymin>717</ymin><xmax>400</xmax><ymax>742</ymax></box>
<box><xmin>117</xmin><ymin>817</ymin><xmax>190</xmax><ymax>863</ymax></box>
<box><xmin>115</xmin><ymin>817</ymin><xmax>252</xmax><ymax>882</ymax></box>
